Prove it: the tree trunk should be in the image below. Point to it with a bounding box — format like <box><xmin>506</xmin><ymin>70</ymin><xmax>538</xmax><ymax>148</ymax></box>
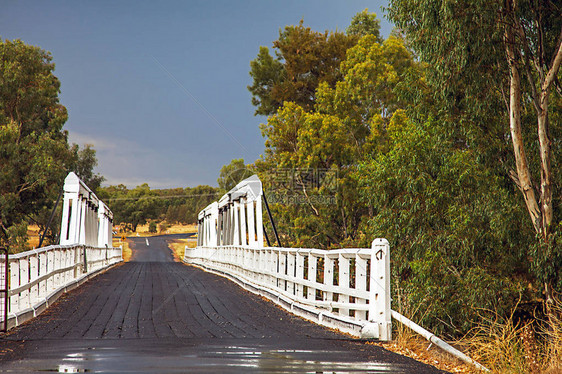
<box><xmin>506</xmin><ymin>30</ymin><xmax>542</xmax><ymax>233</ymax></box>
<box><xmin>537</xmin><ymin>26</ymin><xmax>562</xmax><ymax>309</ymax></box>
<box><xmin>537</xmin><ymin>98</ymin><xmax>553</xmax><ymax>237</ymax></box>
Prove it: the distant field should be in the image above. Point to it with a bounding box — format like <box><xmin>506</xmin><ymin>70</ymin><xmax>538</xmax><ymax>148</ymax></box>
<box><xmin>119</xmin><ymin>223</ymin><xmax>198</xmax><ymax>237</ymax></box>
<box><xmin>27</xmin><ymin>225</ymin><xmax>41</xmax><ymax>249</ymax></box>
<box><xmin>27</xmin><ymin>222</ymin><xmax>198</xmax><ymax>252</ymax></box>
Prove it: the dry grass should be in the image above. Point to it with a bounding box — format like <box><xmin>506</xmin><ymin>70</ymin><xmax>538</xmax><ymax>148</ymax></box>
<box><xmin>121</xmin><ymin>222</ymin><xmax>197</xmax><ymax>237</ymax></box>
<box><xmin>460</xmin><ymin>302</ymin><xmax>562</xmax><ymax>374</ymax></box>
<box><xmin>367</xmin><ymin>326</ymin><xmax>473</xmax><ymax>373</ymax></box>
<box><xmin>369</xmin><ymin>338</ymin><xmax>471</xmax><ymax>373</ymax></box>
<box><xmin>380</xmin><ymin>286</ymin><xmax>474</xmax><ymax>373</ymax></box>
<box><xmin>26</xmin><ymin>225</ymin><xmax>41</xmax><ymax>249</ymax></box>
<box><xmin>383</xmin><ymin>296</ymin><xmax>562</xmax><ymax>373</ymax></box>
<box><xmin>167</xmin><ymin>238</ymin><xmax>196</xmax><ymax>262</ymax></box>
<box><xmin>113</xmin><ymin>237</ymin><xmax>132</xmax><ymax>262</ymax></box>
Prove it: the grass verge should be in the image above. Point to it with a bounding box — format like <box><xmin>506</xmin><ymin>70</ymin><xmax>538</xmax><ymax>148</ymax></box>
<box><xmin>113</xmin><ymin>237</ymin><xmax>132</xmax><ymax>262</ymax></box>
<box><xmin>167</xmin><ymin>238</ymin><xmax>196</xmax><ymax>262</ymax></box>
<box><xmin>460</xmin><ymin>301</ymin><xmax>562</xmax><ymax>374</ymax></box>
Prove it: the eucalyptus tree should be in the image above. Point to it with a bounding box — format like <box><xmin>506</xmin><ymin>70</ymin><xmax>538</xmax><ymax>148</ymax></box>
<box><xmin>388</xmin><ymin>0</ymin><xmax>562</xmax><ymax>306</ymax></box>
<box><xmin>248</xmin><ymin>20</ymin><xmax>357</xmax><ymax>116</ymax></box>
<box><xmin>0</xmin><ymin>39</ymin><xmax>72</xmax><ymax>250</ymax></box>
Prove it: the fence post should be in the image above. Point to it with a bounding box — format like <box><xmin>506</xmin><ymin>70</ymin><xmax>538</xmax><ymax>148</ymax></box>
<box><xmin>39</xmin><ymin>251</ymin><xmax>47</xmax><ymax>299</ymax></box>
<box><xmin>9</xmin><ymin>259</ymin><xmax>19</xmax><ymax>315</ymax></box>
<box><xmin>366</xmin><ymin>238</ymin><xmax>391</xmax><ymax>341</ymax></box>
<box><xmin>339</xmin><ymin>252</ymin><xmax>350</xmax><ymax>317</ymax></box>
<box><xmin>355</xmin><ymin>253</ymin><xmax>368</xmax><ymax>320</ymax></box>
<box><xmin>295</xmin><ymin>251</ymin><xmax>304</xmax><ymax>299</ymax></box>
<box><xmin>324</xmin><ymin>255</ymin><xmax>334</xmax><ymax>308</ymax></box>
<box><xmin>307</xmin><ymin>254</ymin><xmax>317</xmax><ymax>301</ymax></box>
<box><xmin>0</xmin><ymin>248</ymin><xmax>8</xmax><ymax>332</ymax></box>
<box><xmin>29</xmin><ymin>254</ymin><xmax>38</xmax><ymax>306</ymax></box>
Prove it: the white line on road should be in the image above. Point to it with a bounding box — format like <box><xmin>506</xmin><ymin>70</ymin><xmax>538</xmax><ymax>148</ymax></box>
<box><xmin>146</xmin><ymin>238</ymin><xmax>150</xmax><ymax>246</ymax></box>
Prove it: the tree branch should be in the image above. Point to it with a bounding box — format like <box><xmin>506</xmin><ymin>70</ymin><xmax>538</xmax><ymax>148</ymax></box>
<box><xmin>542</xmin><ymin>26</ymin><xmax>562</xmax><ymax>92</ymax></box>
<box><xmin>514</xmin><ymin>19</ymin><xmax>541</xmax><ymax>113</ymax></box>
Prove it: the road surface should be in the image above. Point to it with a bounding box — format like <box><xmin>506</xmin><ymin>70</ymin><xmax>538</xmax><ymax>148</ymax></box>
<box><xmin>0</xmin><ymin>234</ymin><xmax>447</xmax><ymax>373</ymax></box>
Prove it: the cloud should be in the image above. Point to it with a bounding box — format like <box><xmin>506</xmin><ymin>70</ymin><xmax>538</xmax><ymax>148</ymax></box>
<box><xmin>69</xmin><ymin>131</ymin><xmax>165</xmax><ymax>186</ymax></box>
<box><xmin>68</xmin><ymin>131</ymin><xmax>219</xmax><ymax>188</ymax></box>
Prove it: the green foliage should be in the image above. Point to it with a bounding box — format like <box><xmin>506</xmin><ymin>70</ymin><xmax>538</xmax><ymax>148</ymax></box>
<box><xmin>247</xmin><ymin>46</ymin><xmax>286</xmax><ymax>116</ymax></box>
<box><xmin>217</xmin><ymin>158</ymin><xmax>253</xmax><ymax>192</ymax></box>
<box><xmin>256</xmin><ymin>30</ymin><xmax>414</xmax><ymax>249</ymax></box>
<box><xmin>158</xmin><ymin>222</ymin><xmax>169</xmax><ymax>233</ymax></box>
<box><xmin>0</xmin><ymin>38</ymin><xmax>72</xmax><ymax>251</ymax></box>
<box><xmin>387</xmin><ymin>0</ymin><xmax>562</xmax><ymax>320</ymax></box>
<box><xmin>357</xmin><ymin>115</ymin><xmax>533</xmax><ymax>337</ymax></box>
<box><xmin>0</xmin><ymin>39</ymin><xmax>105</xmax><ymax>251</ymax></box>
<box><xmin>148</xmin><ymin>221</ymin><xmax>157</xmax><ymax>233</ymax></box>
<box><xmin>69</xmin><ymin>144</ymin><xmax>105</xmax><ymax>192</ymax></box>
<box><xmin>346</xmin><ymin>9</ymin><xmax>382</xmax><ymax>42</ymax></box>
<box><xmin>248</xmin><ymin>20</ymin><xmax>357</xmax><ymax>115</ymax></box>
<box><xmin>98</xmin><ymin>184</ymin><xmax>221</xmax><ymax>230</ymax></box>
<box><xmin>251</xmin><ymin>7</ymin><xmax>555</xmax><ymax>337</ymax></box>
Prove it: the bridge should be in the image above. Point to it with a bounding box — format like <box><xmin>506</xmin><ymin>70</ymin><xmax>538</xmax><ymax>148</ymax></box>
<box><xmin>0</xmin><ymin>173</ymin><xmax>457</xmax><ymax>372</ymax></box>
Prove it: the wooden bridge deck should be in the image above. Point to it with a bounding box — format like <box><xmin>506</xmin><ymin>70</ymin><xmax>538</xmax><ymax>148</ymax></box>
<box><xmin>0</xmin><ymin>235</ymin><xmax>446</xmax><ymax>373</ymax></box>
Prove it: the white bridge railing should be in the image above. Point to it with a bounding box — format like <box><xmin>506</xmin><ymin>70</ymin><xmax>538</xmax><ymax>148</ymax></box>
<box><xmin>0</xmin><ymin>172</ymin><xmax>122</xmax><ymax>330</ymax></box>
<box><xmin>185</xmin><ymin>175</ymin><xmax>391</xmax><ymax>340</ymax></box>
<box><xmin>5</xmin><ymin>244</ymin><xmax>122</xmax><ymax>329</ymax></box>
<box><xmin>186</xmin><ymin>175</ymin><xmax>488</xmax><ymax>370</ymax></box>
<box><xmin>186</xmin><ymin>240</ymin><xmax>391</xmax><ymax>340</ymax></box>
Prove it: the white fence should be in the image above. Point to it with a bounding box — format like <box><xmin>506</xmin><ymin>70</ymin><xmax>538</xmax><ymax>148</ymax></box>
<box><xmin>185</xmin><ymin>240</ymin><xmax>391</xmax><ymax>340</ymax></box>
<box><xmin>186</xmin><ymin>175</ymin><xmax>391</xmax><ymax>340</ymax></box>
<box><xmin>0</xmin><ymin>172</ymin><xmax>122</xmax><ymax>330</ymax></box>
<box><xmin>4</xmin><ymin>244</ymin><xmax>122</xmax><ymax>329</ymax></box>
<box><xmin>185</xmin><ymin>174</ymin><xmax>489</xmax><ymax>369</ymax></box>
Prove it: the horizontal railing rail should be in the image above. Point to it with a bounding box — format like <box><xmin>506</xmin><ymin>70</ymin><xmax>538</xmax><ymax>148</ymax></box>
<box><xmin>184</xmin><ymin>239</ymin><xmax>391</xmax><ymax>340</ymax></box>
<box><xmin>1</xmin><ymin>244</ymin><xmax>122</xmax><ymax>330</ymax></box>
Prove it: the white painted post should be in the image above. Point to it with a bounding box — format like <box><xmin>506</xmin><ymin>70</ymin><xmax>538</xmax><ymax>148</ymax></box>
<box><xmin>369</xmin><ymin>239</ymin><xmax>391</xmax><ymax>341</ymax></box>
<box><xmin>78</xmin><ymin>197</ymin><xmax>87</xmax><ymax>245</ymax></box>
<box><xmin>307</xmin><ymin>254</ymin><xmax>317</xmax><ymax>301</ymax></box>
<box><xmin>9</xmin><ymin>261</ymin><xmax>19</xmax><ymax>313</ymax></box>
<box><xmin>247</xmin><ymin>201</ymin><xmax>256</xmax><ymax>247</ymax></box>
<box><xmin>47</xmin><ymin>249</ymin><xmax>55</xmax><ymax>291</ymax></box>
<box><xmin>295</xmin><ymin>251</ymin><xmax>304</xmax><ymax>298</ymax></box>
<box><xmin>29</xmin><ymin>255</ymin><xmax>38</xmax><ymax>305</ymax></box>
<box><xmin>233</xmin><ymin>200</ymin><xmax>240</xmax><ymax>246</ymax></box>
<box><xmin>339</xmin><ymin>253</ymin><xmax>350</xmax><ymax>316</ymax></box>
<box><xmin>255</xmin><ymin>199</ymin><xmax>263</xmax><ymax>248</ymax></box>
<box><xmin>324</xmin><ymin>255</ymin><xmax>334</xmax><ymax>307</ymax></box>
<box><xmin>355</xmin><ymin>254</ymin><xmax>368</xmax><ymax>320</ymax></box>
<box><xmin>278</xmin><ymin>250</ymin><xmax>286</xmax><ymax>291</ymax></box>
<box><xmin>287</xmin><ymin>251</ymin><xmax>295</xmax><ymax>295</ymax></box>
<box><xmin>53</xmin><ymin>248</ymin><xmax>61</xmax><ymax>288</ymax></box>
<box><xmin>74</xmin><ymin>246</ymin><xmax>81</xmax><ymax>278</ymax></box>
<box><xmin>39</xmin><ymin>251</ymin><xmax>47</xmax><ymax>299</ymax></box>
<box><xmin>19</xmin><ymin>258</ymin><xmax>29</xmax><ymax>310</ymax></box>
<box><xmin>270</xmin><ymin>249</ymin><xmax>279</xmax><ymax>288</ymax></box>
<box><xmin>239</xmin><ymin>198</ymin><xmax>247</xmax><ymax>246</ymax></box>
<box><xmin>64</xmin><ymin>248</ymin><xmax>72</xmax><ymax>283</ymax></box>
<box><xmin>98</xmin><ymin>204</ymin><xmax>108</xmax><ymax>248</ymax></box>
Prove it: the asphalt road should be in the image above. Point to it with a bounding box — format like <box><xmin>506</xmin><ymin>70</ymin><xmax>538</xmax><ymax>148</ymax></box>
<box><xmin>0</xmin><ymin>234</ymin><xmax>448</xmax><ymax>373</ymax></box>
